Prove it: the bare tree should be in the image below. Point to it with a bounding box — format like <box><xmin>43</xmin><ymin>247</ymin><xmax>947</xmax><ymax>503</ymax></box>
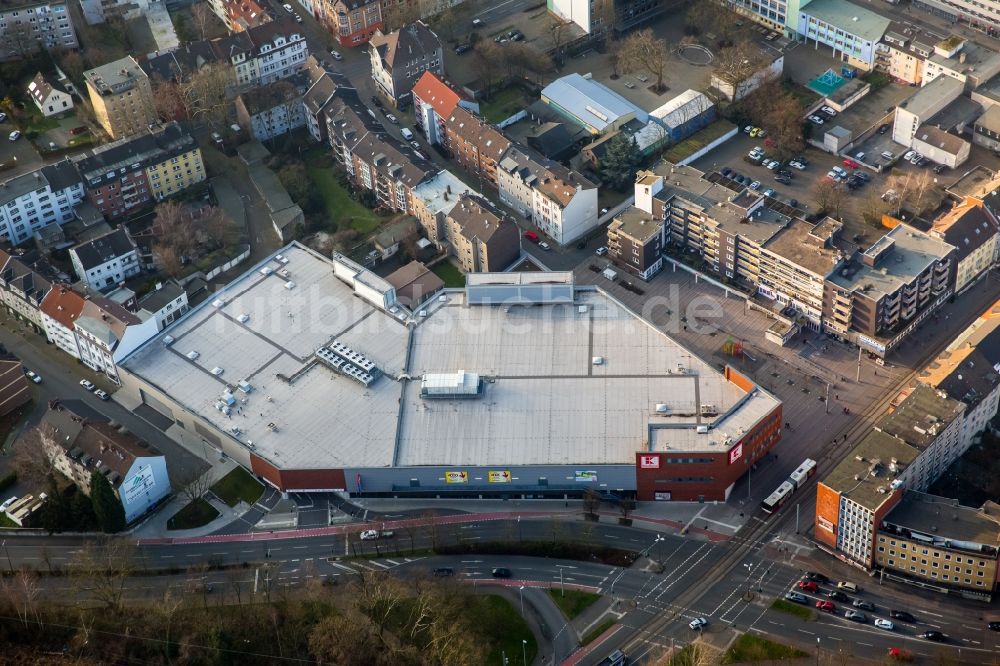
<box><xmin>861</xmin><ymin>188</ymin><xmax>891</xmax><ymax>226</ymax></box>
<box><xmin>3</xmin><ymin>22</ymin><xmax>39</xmax><ymax>60</ymax></box>
<box><xmin>10</xmin><ymin>569</ymin><xmax>42</xmax><ymax>629</ymax></box>
<box><xmin>190</xmin><ymin>2</ymin><xmax>217</xmax><ymax>40</ymax></box>
<box><xmin>547</xmin><ymin>17</ymin><xmax>571</xmax><ymax>64</ymax></box>
<box><xmin>471</xmin><ymin>41</ymin><xmax>503</xmax><ymax>98</ymax></box>
<box><xmin>812</xmin><ymin>179</ymin><xmax>846</xmax><ymax>220</ymax></box>
<box><xmin>180</xmin><ymin>473</ymin><xmax>213</xmax><ymax>505</ymax></box>
<box><xmin>619</xmin><ymin>497</ymin><xmax>635</xmax><ymax>524</ymax></box>
<box><xmin>12</xmin><ymin>429</ymin><xmax>56</xmax><ymax>489</ymax></box>
<box><xmin>583</xmin><ymin>488</ymin><xmax>601</xmax><ymax>519</ymax></box>
<box><xmin>71</xmin><ymin>538</ymin><xmax>136</xmax><ymax>611</ymax></box>
<box><xmin>355</xmin><ymin>570</ymin><xmax>407</xmax><ymax>641</ymax></box>
<box><xmin>201</xmin><ymin>206</ymin><xmax>236</xmax><ymax>249</ymax></box>
<box><xmin>713</xmin><ymin>41</ymin><xmax>769</xmax><ymax>101</ymax></box>
<box><xmin>180</xmin><ymin>62</ymin><xmax>236</xmax><ymax>127</ymax></box>
<box><xmin>153</xmin><ymin>200</ymin><xmax>197</xmax><ymax>259</ymax></box>
<box><xmin>761</xmin><ymin>92</ymin><xmax>805</xmax><ymax>158</ymax></box>
<box><xmin>619</xmin><ymin>28</ymin><xmax>670</xmax><ymax>93</ymax></box>
<box><xmin>382</xmin><ymin>0</ymin><xmax>421</xmax><ymax>32</ymax></box>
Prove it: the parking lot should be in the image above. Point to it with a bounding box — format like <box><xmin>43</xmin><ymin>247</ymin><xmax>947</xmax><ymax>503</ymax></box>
<box><xmin>0</xmin><ymin>123</ymin><xmax>43</xmax><ymax>179</ymax></box>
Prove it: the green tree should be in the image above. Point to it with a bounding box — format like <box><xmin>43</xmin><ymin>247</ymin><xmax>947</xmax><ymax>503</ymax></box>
<box><xmin>599</xmin><ymin>133</ymin><xmax>641</xmax><ymax>191</ymax></box>
<box><xmin>39</xmin><ymin>475</ymin><xmax>67</xmax><ymax>534</ymax></box>
<box><xmin>90</xmin><ymin>470</ymin><xmax>125</xmax><ymax>533</ymax></box>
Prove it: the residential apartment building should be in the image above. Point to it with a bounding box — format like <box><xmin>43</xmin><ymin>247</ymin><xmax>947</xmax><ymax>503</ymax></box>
<box><xmin>136</xmin><ymin>280</ymin><xmax>189</xmax><ymax>331</ymax></box>
<box><xmin>443</xmin><ymin>107</ymin><xmax>511</xmax><ymax>187</ymax></box>
<box><xmin>796</xmin><ymin>0</ymin><xmax>890</xmax><ymax>71</ymax></box>
<box><xmin>607</xmin><ymin>207</ymin><xmax>664</xmax><ymax>281</ymax></box>
<box><xmin>36</xmin><ymin>400</ymin><xmax>170</xmax><ymax>523</ymax></box>
<box><xmin>815</xmin><ymin>385</ymin><xmax>966</xmax><ymax>570</ymax></box>
<box><xmin>411</xmin><ymin>71</ymin><xmax>479</xmax><ymax>146</ymax></box>
<box><xmin>824</xmin><ymin>224</ymin><xmax>955</xmax><ymax>355</ymax></box>
<box><xmin>84</xmin><ymin>56</ymin><xmax>157</xmax><ymax>140</ymax></box>
<box><xmin>0</xmin><ymin>354</ymin><xmax>31</xmax><ymax>417</ymax></box>
<box><xmin>236</xmin><ymin>76</ymin><xmax>308</xmax><ymax>141</ymax></box>
<box><xmin>929</xmin><ymin>197</ymin><xmax>999</xmax><ymax>293</ymax></box>
<box><xmin>368</xmin><ymin>21</ymin><xmax>442</xmax><ymax>106</ymax></box>
<box><xmin>73</xmin><ymin>122</ymin><xmax>205</xmax><ymax>220</ymax></box>
<box><xmin>875</xmin><ymin>27</ymin><xmax>933</xmax><ymax>85</ymax></box>
<box><xmin>70</xmin><ymin>228</ymin><xmax>141</xmax><ymax>292</ymax></box>
<box><xmin>325</xmin><ymin>88</ymin><xmax>434</xmax><ymax>214</ymax></box>
<box><xmin>875</xmin><ymin>492</ymin><xmax>1000</xmax><ymax>599</ymax></box>
<box><xmin>320</xmin><ymin>0</ymin><xmax>383</xmax><ymax>48</ymax></box>
<box><xmin>74</xmin><ymin>297</ymin><xmax>158</xmax><ymax>384</ymax></box>
<box><xmin>495</xmin><ymin>144</ymin><xmax>598</xmax><ymax>245</ymax></box>
<box><xmin>409</xmin><ymin>169</ymin><xmax>474</xmax><ymax>245</ymax></box>
<box><xmin>974</xmin><ymin>105</ymin><xmax>1000</xmax><ymax>151</ymax></box>
<box><xmin>443</xmin><ymin>194</ymin><xmax>521</xmax><ymax>273</ymax></box>
<box><xmin>209</xmin><ymin>0</ymin><xmax>272</xmax><ymax>32</ymax></box>
<box><xmin>892</xmin><ymin>75</ymin><xmax>964</xmax><ymax>156</ymax></box>
<box><xmin>39</xmin><ymin>284</ymin><xmax>85</xmax><ymax>358</ymax></box>
<box><xmin>78</xmin><ymin>0</ymin><xmax>147</xmax><ymax>24</ymax></box>
<box><xmin>0</xmin><ymin>250</ymin><xmax>54</xmax><ymax>333</ymax></box>
<box><xmin>0</xmin><ymin>0</ymin><xmax>77</xmax><ymax>61</ymax></box>
<box><xmin>28</xmin><ymin>72</ymin><xmax>73</xmax><ymax>117</ymax></box>
<box><xmin>0</xmin><ymin>160</ymin><xmax>85</xmax><ymax>245</ymax></box>
<box><xmin>301</xmin><ymin>61</ymin><xmax>345</xmax><ymax>142</ymax></box>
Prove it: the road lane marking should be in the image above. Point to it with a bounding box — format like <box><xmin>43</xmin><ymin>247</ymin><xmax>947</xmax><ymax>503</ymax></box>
<box><xmin>797</xmin><ymin>629</ymin><xmax>815</xmax><ymax>635</ymax></box>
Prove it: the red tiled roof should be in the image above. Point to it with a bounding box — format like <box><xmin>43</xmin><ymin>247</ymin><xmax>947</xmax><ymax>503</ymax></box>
<box><xmin>412</xmin><ymin>71</ymin><xmax>467</xmax><ymax>119</ymax></box>
<box><xmin>39</xmin><ymin>284</ymin><xmax>86</xmax><ymax>331</ymax></box>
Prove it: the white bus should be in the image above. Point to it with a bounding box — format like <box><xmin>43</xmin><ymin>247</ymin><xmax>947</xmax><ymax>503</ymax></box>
<box><xmin>761</xmin><ymin>481</ymin><xmax>794</xmax><ymax>514</ymax></box>
<box><xmin>789</xmin><ymin>458</ymin><xmax>818</xmax><ymax>490</ymax></box>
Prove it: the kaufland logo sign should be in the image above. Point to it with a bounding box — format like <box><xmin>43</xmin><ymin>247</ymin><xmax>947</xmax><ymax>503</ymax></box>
<box><xmin>639</xmin><ymin>455</ymin><xmax>659</xmax><ymax>469</ymax></box>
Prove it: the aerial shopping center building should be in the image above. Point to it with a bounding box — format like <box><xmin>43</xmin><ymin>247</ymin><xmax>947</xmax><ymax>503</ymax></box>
<box><xmin>118</xmin><ymin>243</ymin><xmax>782</xmax><ymax>501</ymax></box>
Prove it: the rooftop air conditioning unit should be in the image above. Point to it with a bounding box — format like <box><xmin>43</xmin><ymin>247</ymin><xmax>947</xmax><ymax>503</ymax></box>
<box><xmin>238</xmin><ymin>313</ymin><xmax>250</xmax><ymax>323</ymax></box>
<box><xmin>163</xmin><ymin>335</ymin><xmax>174</xmax><ymax>346</ymax></box>
<box><xmin>213</xmin><ymin>299</ymin><xmax>225</xmax><ymax>308</ymax></box>
<box><xmin>211</xmin><ymin>367</ymin><xmax>224</xmax><ymax>376</ymax></box>
<box><xmin>284</xmin><ymin>281</ymin><xmax>296</xmax><ymax>290</ymax></box>
<box><xmin>696</xmin><ymin>425</ymin><xmax>709</xmax><ymax>434</ymax></box>
<box><xmin>655</xmin><ymin>403</ymin><xmax>669</xmax><ymax>414</ymax></box>
<box><xmin>186</xmin><ymin>350</ymin><xmax>200</xmax><ymax>360</ymax></box>
<box><xmin>260</xmin><ymin>267</ymin><xmax>273</xmax><ymax>276</ymax></box>
<box><xmin>592</xmin><ymin>356</ymin><xmax>604</xmax><ymax>365</ymax></box>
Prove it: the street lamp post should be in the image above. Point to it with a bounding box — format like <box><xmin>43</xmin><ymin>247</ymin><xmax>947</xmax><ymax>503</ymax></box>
<box><xmin>1</xmin><ymin>540</ymin><xmax>13</xmax><ymax>574</ymax></box>
<box><xmin>519</xmin><ymin>585</ymin><xmax>525</xmax><ymax>617</ymax></box>
<box><xmin>522</xmin><ymin>639</ymin><xmax>528</xmax><ymax>666</ymax></box>
<box><xmin>815</xmin><ymin>637</ymin><xmax>820</xmax><ymax>666</ymax></box>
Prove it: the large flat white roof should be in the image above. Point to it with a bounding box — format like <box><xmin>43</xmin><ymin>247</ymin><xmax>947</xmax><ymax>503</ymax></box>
<box><xmin>121</xmin><ymin>244</ymin><xmax>780</xmax><ymax>470</ymax></box>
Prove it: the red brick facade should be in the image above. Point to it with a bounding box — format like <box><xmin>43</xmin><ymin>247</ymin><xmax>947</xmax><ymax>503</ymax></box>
<box><xmin>634</xmin><ymin>403</ymin><xmax>783</xmax><ymax>501</ymax></box>
<box><xmin>250</xmin><ymin>453</ymin><xmax>347</xmax><ymax>491</ymax></box>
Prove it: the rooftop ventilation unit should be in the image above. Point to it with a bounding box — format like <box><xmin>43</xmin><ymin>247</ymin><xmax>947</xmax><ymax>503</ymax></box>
<box><xmin>420</xmin><ymin>371</ymin><xmax>484</xmax><ymax>399</ymax></box>
<box><xmin>163</xmin><ymin>335</ymin><xmax>174</xmax><ymax>345</ymax></box>
<box><xmin>696</xmin><ymin>425</ymin><xmax>709</xmax><ymax>434</ymax></box>
<box><xmin>592</xmin><ymin>356</ymin><xmax>604</xmax><ymax>365</ymax></box>
<box><xmin>238</xmin><ymin>313</ymin><xmax>250</xmax><ymax>323</ymax></box>
<box><xmin>284</xmin><ymin>281</ymin><xmax>296</xmax><ymax>290</ymax></box>
<box><xmin>237</xmin><ymin>380</ymin><xmax>253</xmax><ymax>394</ymax></box>
<box><xmin>260</xmin><ymin>266</ymin><xmax>273</xmax><ymax>276</ymax></box>
<box><xmin>211</xmin><ymin>367</ymin><xmax>224</xmax><ymax>376</ymax></box>
<box><xmin>655</xmin><ymin>403</ymin><xmax>669</xmax><ymax>414</ymax></box>
<box><xmin>212</xmin><ymin>299</ymin><xmax>225</xmax><ymax>308</ymax></box>
<box><xmin>275</xmin><ymin>254</ymin><xmax>288</xmax><ymax>264</ymax></box>
<box><xmin>186</xmin><ymin>350</ymin><xmax>200</xmax><ymax>360</ymax></box>
<box><xmin>278</xmin><ymin>269</ymin><xmax>291</xmax><ymax>279</ymax></box>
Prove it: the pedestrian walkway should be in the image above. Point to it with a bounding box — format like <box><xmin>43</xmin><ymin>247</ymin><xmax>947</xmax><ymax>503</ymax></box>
<box><xmin>130</xmin><ymin>458</ymin><xmax>250</xmax><ymax>538</ymax></box>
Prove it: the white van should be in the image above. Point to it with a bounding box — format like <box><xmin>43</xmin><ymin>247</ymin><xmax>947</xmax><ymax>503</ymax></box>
<box><xmin>400</xmin><ymin>127</ymin><xmax>413</xmax><ymax>140</ymax></box>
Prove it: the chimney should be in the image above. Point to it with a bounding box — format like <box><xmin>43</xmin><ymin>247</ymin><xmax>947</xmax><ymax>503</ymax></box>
<box><xmin>959</xmin><ymin>51</ymin><xmax>967</xmax><ymax>64</ymax></box>
<box><xmin>443</xmin><ymin>191</ymin><xmax>448</xmax><ymax>201</ymax></box>
<box><xmin>446</xmin><ymin>184</ymin><xmax>452</xmax><ymax>194</ymax></box>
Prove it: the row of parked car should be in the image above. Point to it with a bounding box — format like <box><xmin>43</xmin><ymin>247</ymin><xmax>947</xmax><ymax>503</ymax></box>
<box><xmin>808</xmin><ymin>105</ymin><xmax>839</xmax><ymax>126</ymax></box>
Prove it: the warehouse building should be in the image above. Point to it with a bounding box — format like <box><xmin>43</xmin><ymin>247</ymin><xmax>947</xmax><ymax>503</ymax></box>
<box><xmin>118</xmin><ymin>243</ymin><xmax>782</xmax><ymax>500</ymax></box>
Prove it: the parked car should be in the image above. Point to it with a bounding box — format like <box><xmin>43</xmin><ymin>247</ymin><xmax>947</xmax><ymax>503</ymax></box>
<box><xmin>410</xmin><ymin>141</ymin><xmax>421</xmax><ymax>151</ymax></box>
<box><xmin>763</xmin><ymin>188</ymin><xmax>776</xmax><ymax>197</ymax></box>
<box><xmin>874</xmin><ymin>618</ymin><xmax>895</xmax><ymax>631</ymax></box>
<box><xmin>903</xmin><ymin>150</ymin><xmax>916</xmax><ymax>162</ymax></box>
<box><xmin>877</xmin><ymin>123</ymin><xmax>890</xmax><ymax>134</ymax></box>
<box><xmin>797</xmin><ymin>581</ymin><xmax>818</xmax><ymax>592</ymax></box>
<box><xmin>808</xmin><ymin>115</ymin><xmax>825</xmax><ymax>125</ymax></box>
<box><xmin>538</xmin><ymin>241</ymin><xmax>551</xmax><ymax>251</ymax></box>
<box><xmin>596</xmin><ymin>247</ymin><xmax>608</xmax><ymax>256</ymax></box>
<box><xmin>282</xmin><ymin>2</ymin><xmax>292</xmax><ymax>11</ymax></box>
<box><xmin>843</xmin><ymin>159</ymin><xmax>860</xmax><ymax>170</ymax></box>
<box><xmin>688</xmin><ymin>617</ymin><xmax>708</xmax><ymax>630</ymax></box>
<box><xmin>94</xmin><ymin>389</ymin><xmax>110</xmax><ymax>401</ymax></box>
<box><xmin>8</xmin><ymin>130</ymin><xmax>20</xmax><ymax>142</ymax></box>
<box><xmin>25</xmin><ymin>370</ymin><xmax>41</xmax><ymax>383</ymax></box>
<box><xmin>743</xmin><ymin>125</ymin><xmax>753</xmax><ymax>134</ymax></box>
<box><xmin>721</xmin><ymin>167</ymin><xmax>733</xmax><ymax>177</ymax></box>
<box><xmin>0</xmin><ymin>496</ymin><xmax>18</xmax><ymax>512</ymax></box>
<box><xmin>523</xmin><ymin>231</ymin><xmax>539</xmax><ymax>242</ymax></box>
<box><xmin>765</xmin><ymin>159</ymin><xmax>781</xmax><ymax>170</ymax></box>
<box><xmin>854</xmin><ymin>151</ymin><xmax>865</xmax><ymax>161</ymax></box>
<box><xmin>386</xmin><ymin>113</ymin><xmax>398</xmax><ymax>124</ymax></box>
<box><xmin>0</xmin><ymin>112</ymin><xmax>6</xmax><ymax>123</ymax></box>
<box><xmin>775</xmin><ymin>175</ymin><xmax>791</xmax><ymax>185</ymax></box>
<box><xmin>330</xmin><ymin>50</ymin><xmax>342</xmax><ymax>60</ymax></box>
<box><xmin>917</xmin><ymin>157</ymin><xmax>930</xmax><ymax>167</ymax></box>
<box><xmin>749</xmin><ymin>180</ymin><xmax>761</xmax><ymax>190</ymax></box>
<box><xmin>491</xmin><ymin>567</ymin><xmax>511</xmax><ymax>578</ymax></box>
<box><xmin>454</xmin><ymin>43</ymin><xmax>472</xmax><ymax>55</ymax></box>
<box><xmin>750</xmin><ymin>127</ymin><xmax>761</xmax><ymax>137</ymax></box>
<box><xmin>852</xmin><ymin>599</ymin><xmax>875</xmax><ymax>611</ymax></box>
<box><xmin>471</xmin><ymin>18</ymin><xmax>484</xmax><ymax>27</ymax></box>
<box><xmin>837</xmin><ymin>581</ymin><xmax>860</xmax><ymax>593</ymax></box>
<box><xmin>80</xmin><ymin>379</ymin><xmax>95</xmax><ymax>391</ymax></box>
<box><xmin>918</xmin><ymin>631</ymin><xmax>946</xmax><ymax>642</ymax></box>
<box><xmin>815</xmin><ymin>601</ymin><xmax>835</xmax><ymax>613</ymax></box>
<box><xmin>432</xmin><ymin>567</ymin><xmax>454</xmax><ymax>577</ymax></box>
<box><xmin>820</xmin><ymin>105</ymin><xmax>838</xmax><ymax>116</ymax></box>
<box><xmin>788</xmin><ymin>160</ymin><xmax>806</xmax><ymax>170</ymax></box>
<box><xmin>400</xmin><ymin>127</ymin><xmax>413</xmax><ymax>140</ymax></box>
<box><xmin>784</xmin><ymin>592</ymin><xmax>808</xmax><ymax>604</ymax></box>
<box><xmin>827</xmin><ymin>590</ymin><xmax>849</xmax><ymax>602</ymax></box>
<box><xmin>933</xmin><ymin>164</ymin><xmax>947</xmax><ymax>174</ymax></box>
<box><xmin>509</xmin><ymin>30</ymin><xmax>524</xmax><ymax>41</ymax></box>
<box><xmin>359</xmin><ymin>529</ymin><xmax>379</xmax><ymax>540</ymax></box>
<box><xmin>890</xmin><ymin>610</ymin><xmax>915</xmax><ymax>622</ymax></box>
<box><xmin>293</xmin><ymin>13</ymin><xmax>302</xmax><ymax>22</ymax></box>
<box><xmin>987</xmin><ymin>621</ymin><xmax>1000</xmax><ymax>631</ymax></box>
<box><xmin>845</xmin><ymin>610</ymin><xmax>867</xmax><ymax>623</ymax></box>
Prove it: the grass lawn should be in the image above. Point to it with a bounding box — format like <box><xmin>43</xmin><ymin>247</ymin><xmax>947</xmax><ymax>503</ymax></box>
<box><xmin>0</xmin><ymin>513</ymin><xmax>17</xmax><ymax>528</ymax></box>
<box><xmin>480</xmin><ymin>86</ymin><xmax>530</xmax><ymax>124</ymax></box>
<box><xmin>210</xmin><ymin>467</ymin><xmax>264</xmax><ymax>508</ymax></box>
<box><xmin>306</xmin><ymin>164</ymin><xmax>385</xmax><ymax>235</ymax></box>
<box><xmin>466</xmin><ymin>595</ymin><xmax>537</xmax><ymax>666</ymax></box>
<box><xmin>722</xmin><ymin>634</ymin><xmax>808</xmax><ymax>664</ymax></box>
<box><xmin>431</xmin><ymin>261</ymin><xmax>466</xmax><ymax>288</ymax></box>
<box><xmin>547</xmin><ymin>589</ymin><xmax>602</xmax><ymax>620</ymax></box>
<box><xmin>581</xmin><ymin>618</ymin><xmax>616</xmax><ymax>646</ymax></box>
<box><xmin>167</xmin><ymin>498</ymin><xmax>220</xmax><ymax>531</ymax></box>
<box><xmin>770</xmin><ymin>598</ymin><xmax>813</xmax><ymax>621</ymax></box>
<box><xmin>662</xmin><ymin>120</ymin><xmax>737</xmax><ymax>164</ymax></box>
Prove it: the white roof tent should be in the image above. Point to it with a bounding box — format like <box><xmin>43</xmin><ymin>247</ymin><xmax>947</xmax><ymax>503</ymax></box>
<box><xmin>420</xmin><ymin>371</ymin><xmax>483</xmax><ymax>399</ymax></box>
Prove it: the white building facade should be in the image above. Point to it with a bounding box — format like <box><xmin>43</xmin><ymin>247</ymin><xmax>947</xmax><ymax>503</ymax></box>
<box><xmin>0</xmin><ymin>163</ymin><xmax>85</xmax><ymax>246</ymax></box>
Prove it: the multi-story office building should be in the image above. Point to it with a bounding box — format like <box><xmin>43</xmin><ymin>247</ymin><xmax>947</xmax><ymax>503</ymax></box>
<box><xmin>727</xmin><ymin>0</ymin><xmax>808</xmax><ymax>34</ymax></box>
<box><xmin>0</xmin><ymin>0</ymin><xmax>77</xmax><ymax>62</ymax></box>
<box><xmin>74</xmin><ymin>123</ymin><xmax>205</xmax><ymax>220</ymax></box>
<box><xmin>0</xmin><ymin>160</ymin><xmax>85</xmax><ymax>245</ymax></box>
<box><xmin>319</xmin><ymin>0</ymin><xmax>382</xmax><ymax>48</ymax></box>
<box><xmin>84</xmin><ymin>56</ymin><xmax>157</xmax><ymax>140</ymax></box>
